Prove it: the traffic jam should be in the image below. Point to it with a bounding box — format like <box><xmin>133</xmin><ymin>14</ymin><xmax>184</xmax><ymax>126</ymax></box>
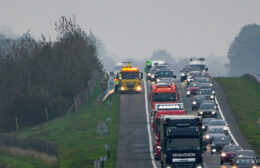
<box><xmin>145</xmin><ymin>58</ymin><xmax>260</xmax><ymax>168</ymax></box>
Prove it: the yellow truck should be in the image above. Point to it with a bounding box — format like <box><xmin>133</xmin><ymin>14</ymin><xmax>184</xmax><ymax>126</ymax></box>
<box><xmin>117</xmin><ymin>65</ymin><xmax>143</xmax><ymax>93</ymax></box>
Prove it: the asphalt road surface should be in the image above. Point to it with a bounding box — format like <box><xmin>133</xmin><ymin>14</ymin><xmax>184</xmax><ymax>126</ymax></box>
<box><xmin>116</xmin><ymin>77</ymin><xmax>254</xmax><ymax>168</ymax></box>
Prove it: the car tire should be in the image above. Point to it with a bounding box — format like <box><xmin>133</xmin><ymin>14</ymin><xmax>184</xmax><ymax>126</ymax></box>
<box><xmin>220</xmin><ymin>160</ymin><xmax>223</xmax><ymax>165</ymax></box>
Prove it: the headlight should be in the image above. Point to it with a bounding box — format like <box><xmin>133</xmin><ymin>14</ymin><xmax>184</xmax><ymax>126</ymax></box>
<box><xmin>181</xmin><ymin>73</ymin><xmax>185</xmax><ymax>76</ymax></box>
<box><xmin>136</xmin><ymin>86</ymin><xmax>142</xmax><ymax>91</ymax></box>
<box><xmin>210</xmin><ymin>83</ymin><xmax>213</xmax><ymax>87</ymax></box>
<box><xmin>205</xmin><ymin>135</ymin><xmax>210</xmax><ymax>139</ymax></box>
<box><xmin>221</xmin><ymin>152</ymin><xmax>226</xmax><ymax>157</ymax></box>
<box><xmin>192</xmin><ymin>101</ymin><xmax>196</xmax><ymax>105</ymax></box>
<box><xmin>202</xmin><ymin>126</ymin><xmax>205</xmax><ymax>129</ymax></box>
<box><xmin>223</xmin><ymin>126</ymin><xmax>228</xmax><ymax>130</ymax></box>
<box><xmin>212</xmin><ymin>143</ymin><xmax>215</xmax><ymax>146</ymax></box>
<box><xmin>156</xmin><ymin>146</ymin><xmax>161</xmax><ymax>149</ymax></box>
<box><xmin>212</xmin><ymin>91</ymin><xmax>215</xmax><ymax>94</ymax></box>
<box><xmin>210</xmin><ymin>95</ymin><xmax>214</xmax><ymax>99</ymax></box>
<box><xmin>120</xmin><ymin>87</ymin><xmax>125</xmax><ymax>91</ymax></box>
<box><xmin>166</xmin><ymin>166</ymin><xmax>171</xmax><ymax>168</ymax></box>
<box><xmin>187</xmin><ymin>91</ymin><xmax>191</xmax><ymax>95</ymax></box>
<box><xmin>212</xmin><ymin>111</ymin><xmax>216</xmax><ymax>114</ymax></box>
<box><xmin>156</xmin><ymin>79</ymin><xmax>160</xmax><ymax>82</ymax></box>
<box><xmin>232</xmin><ymin>166</ymin><xmax>237</xmax><ymax>168</ymax></box>
<box><xmin>148</xmin><ymin>73</ymin><xmax>151</xmax><ymax>76</ymax></box>
<box><xmin>252</xmin><ymin>165</ymin><xmax>257</xmax><ymax>168</ymax></box>
<box><xmin>212</xmin><ymin>148</ymin><xmax>216</xmax><ymax>152</ymax></box>
<box><xmin>151</xmin><ymin>75</ymin><xmax>155</xmax><ymax>78</ymax></box>
<box><xmin>199</xmin><ymin>111</ymin><xmax>203</xmax><ymax>114</ymax></box>
<box><xmin>196</xmin><ymin>166</ymin><xmax>202</xmax><ymax>168</ymax></box>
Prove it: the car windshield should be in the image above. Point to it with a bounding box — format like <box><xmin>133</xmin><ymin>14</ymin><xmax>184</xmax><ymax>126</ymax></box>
<box><xmin>121</xmin><ymin>72</ymin><xmax>139</xmax><ymax>79</ymax></box>
<box><xmin>199</xmin><ymin>89</ymin><xmax>213</xmax><ymax>95</ymax></box>
<box><xmin>167</xmin><ymin>138</ymin><xmax>201</xmax><ymax>150</ymax></box>
<box><xmin>194</xmin><ymin>96</ymin><xmax>206</xmax><ymax>101</ymax></box>
<box><xmin>154</xmin><ymin>65</ymin><xmax>168</xmax><ymax>70</ymax></box>
<box><xmin>236</xmin><ymin>151</ymin><xmax>255</xmax><ymax>157</ymax></box>
<box><xmin>235</xmin><ymin>158</ymin><xmax>255</xmax><ymax>165</ymax></box>
<box><xmin>190</xmin><ymin>82</ymin><xmax>200</xmax><ymax>87</ymax></box>
<box><xmin>156</xmin><ymin>71</ymin><xmax>174</xmax><ymax>77</ymax></box>
<box><xmin>210</xmin><ymin>120</ymin><xmax>226</xmax><ymax>126</ymax></box>
<box><xmin>203</xmin><ymin>118</ymin><xmax>214</xmax><ymax>125</ymax></box>
<box><xmin>207</xmin><ymin>128</ymin><xmax>223</xmax><ymax>134</ymax></box>
<box><xmin>200</xmin><ymin>103</ymin><xmax>215</xmax><ymax>109</ymax></box>
<box><xmin>213</xmin><ymin>136</ymin><xmax>230</xmax><ymax>143</ymax></box>
<box><xmin>152</xmin><ymin>92</ymin><xmax>177</xmax><ymax>102</ymax></box>
<box><xmin>223</xmin><ymin>146</ymin><xmax>241</xmax><ymax>152</ymax></box>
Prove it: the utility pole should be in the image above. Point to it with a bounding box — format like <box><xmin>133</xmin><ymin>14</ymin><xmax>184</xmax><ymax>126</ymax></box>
<box><xmin>15</xmin><ymin>117</ymin><xmax>19</xmax><ymax>133</ymax></box>
<box><xmin>45</xmin><ymin>107</ymin><xmax>49</xmax><ymax>121</ymax></box>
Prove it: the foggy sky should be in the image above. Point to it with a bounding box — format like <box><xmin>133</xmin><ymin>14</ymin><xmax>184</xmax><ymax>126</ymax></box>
<box><xmin>0</xmin><ymin>0</ymin><xmax>260</xmax><ymax>60</ymax></box>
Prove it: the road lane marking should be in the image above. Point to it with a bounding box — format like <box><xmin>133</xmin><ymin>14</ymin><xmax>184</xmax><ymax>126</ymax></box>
<box><xmin>215</xmin><ymin>97</ymin><xmax>240</xmax><ymax>146</ymax></box>
<box><xmin>144</xmin><ymin>79</ymin><xmax>158</xmax><ymax>168</ymax></box>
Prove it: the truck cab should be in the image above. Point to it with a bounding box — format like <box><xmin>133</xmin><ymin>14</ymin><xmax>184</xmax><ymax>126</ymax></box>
<box><xmin>117</xmin><ymin>65</ymin><xmax>143</xmax><ymax>93</ymax></box>
<box><xmin>160</xmin><ymin>115</ymin><xmax>203</xmax><ymax>168</ymax></box>
<box><xmin>150</xmin><ymin>82</ymin><xmax>179</xmax><ymax>110</ymax></box>
<box><xmin>152</xmin><ymin>104</ymin><xmax>186</xmax><ymax>160</ymax></box>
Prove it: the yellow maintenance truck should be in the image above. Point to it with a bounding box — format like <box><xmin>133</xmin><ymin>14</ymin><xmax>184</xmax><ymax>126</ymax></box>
<box><xmin>116</xmin><ymin>63</ymin><xmax>143</xmax><ymax>93</ymax></box>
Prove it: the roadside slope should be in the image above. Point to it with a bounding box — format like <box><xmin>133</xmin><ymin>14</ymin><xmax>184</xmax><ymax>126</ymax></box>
<box><xmin>0</xmin><ymin>81</ymin><xmax>121</xmax><ymax>168</ymax></box>
<box><xmin>215</xmin><ymin>77</ymin><xmax>260</xmax><ymax>153</ymax></box>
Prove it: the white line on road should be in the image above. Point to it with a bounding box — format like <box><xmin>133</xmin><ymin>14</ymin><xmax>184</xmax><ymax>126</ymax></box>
<box><xmin>215</xmin><ymin>97</ymin><xmax>240</xmax><ymax>146</ymax></box>
<box><xmin>144</xmin><ymin>79</ymin><xmax>158</xmax><ymax>168</ymax></box>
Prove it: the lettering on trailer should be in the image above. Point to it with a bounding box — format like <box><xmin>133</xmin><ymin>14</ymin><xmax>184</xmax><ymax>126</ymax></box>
<box><xmin>172</xmin><ymin>153</ymin><xmax>196</xmax><ymax>157</ymax></box>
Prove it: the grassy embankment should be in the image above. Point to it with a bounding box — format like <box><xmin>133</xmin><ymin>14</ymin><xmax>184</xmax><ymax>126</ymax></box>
<box><xmin>215</xmin><ymin>76</ymin><xmax>260</xmax><ymax>154</ymax></box>
<box><xmin>0</xmin><ymin>80</ymin><xmax>120</xmax><ymax>168</ymax></box>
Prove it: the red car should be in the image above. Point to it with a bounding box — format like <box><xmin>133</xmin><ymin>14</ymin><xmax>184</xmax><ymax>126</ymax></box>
<box><xmin>220</xmin><ymin>144</ymin><xmax>241</xmax><ymax>165</ymax></box>
<box><xmin>186</xmin><ymin>82</ymin><xmax>200</xmax><ymax>97</ymax></box>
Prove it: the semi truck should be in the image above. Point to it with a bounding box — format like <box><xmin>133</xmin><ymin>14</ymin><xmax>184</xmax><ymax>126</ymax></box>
<box><xmin>160</xmin><ymin>115</ymin><xmax>203</xmax><ymax>168</ymax></box>
<box><xmin>152</xmin><ymin>103</ymin><xmax>186</xmax><ymax>160</ymax></box>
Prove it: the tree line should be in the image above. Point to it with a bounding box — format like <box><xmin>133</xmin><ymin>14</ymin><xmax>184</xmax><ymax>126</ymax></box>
<box><xmin>0</xmin><ymin>16</ymin><xmax>102</xmax><ymax>131</ymax></box>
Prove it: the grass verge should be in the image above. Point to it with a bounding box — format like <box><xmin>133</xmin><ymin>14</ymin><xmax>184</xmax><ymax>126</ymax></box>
<box><xmin>215</xmin><ymin>76</ymin><xmax>260</xmax><ymax>154</ymax></box>
<box><xmin>0</xmin><ymin>80</ymin><xmax>120</xmax><ymax>168</ymax></box>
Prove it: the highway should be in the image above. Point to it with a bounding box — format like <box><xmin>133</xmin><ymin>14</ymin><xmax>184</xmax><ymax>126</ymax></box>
<box><xmin>116</xmin><ymin>76</ymin><xmax>255</xmax><ymax>168</ymax></box>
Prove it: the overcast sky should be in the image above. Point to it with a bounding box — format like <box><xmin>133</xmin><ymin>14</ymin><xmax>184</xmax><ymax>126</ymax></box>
<box><xmin>0</xmin><ymin>0</ymin><xmax>260</xmax><ymax>61</ymax></box>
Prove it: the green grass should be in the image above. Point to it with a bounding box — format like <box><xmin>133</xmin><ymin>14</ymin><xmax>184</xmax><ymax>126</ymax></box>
<box><xmin>215</xmin><ymin>76</ymin><xmax>260</xmax><ymax>154</ymax></box>
<box><xmin>0</xmin><ymin>80</ymin><xmax>120</xmax><ymax>168</ymax></box>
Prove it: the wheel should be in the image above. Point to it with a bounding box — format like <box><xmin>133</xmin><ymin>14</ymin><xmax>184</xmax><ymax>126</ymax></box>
<box><xmin>220</xmin><ymin>160</ymin><xmax>223</xmax><ymax>165</ymax></box>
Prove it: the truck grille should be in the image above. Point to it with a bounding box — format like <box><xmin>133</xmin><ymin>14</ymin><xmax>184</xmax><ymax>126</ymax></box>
<box><xmin>126</xmin><ymin>82</ymin><xmax>135</xmax><ymax>88</ymax></box>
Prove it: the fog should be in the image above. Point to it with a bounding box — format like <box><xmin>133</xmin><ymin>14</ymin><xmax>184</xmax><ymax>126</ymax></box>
<box><xmin>0</xmin><ymin>0</ymin><xmax>260</xmax><ymax>75</ymax></box>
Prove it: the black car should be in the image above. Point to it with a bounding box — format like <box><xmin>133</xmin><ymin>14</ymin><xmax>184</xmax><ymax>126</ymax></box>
<box><xmin>191</xmin><ymin>95</ymin><xmax>207</xmax><ymax>111</ymax></box>
<box><xmin>208</xmin><ymin>119</ymin><xmax>229</xmax><ymax>134</ymax></box>
<box><xmin>203</xmin><ymin>126</ymin><xmax>226</xmax><ymax>144</ymax></box>
<box><xmin>180</xmin><ymin>65</ymin><xmax>201</xmax><ymax>82</ymax></box>
<box><xmin>198</xmin><ymin>88</ymin><xmax>215</xmax><ymax>100</ymax></box>
<box><xmin>210</xmin><ymin>134</ymin><xmax>233</xmax><ymax>154</ymax></box>
<box><xmin>202</xmin><ymin>118</ymin><xmax>215</xmax><ymax>132</ymax></box>
<box><xmin>154</xmin><ymin>69</ymin><xmax>176</xmax><ymax>83</ymax></box>
<box><xmin>232</xmin><ymin>156</ymin><xmax>258</xmax><ymax>168</ymax></box>
<box><xmin>198</xmin><ymin>102</ymin><xmax>217</xmax><ymax>118</ymax></box>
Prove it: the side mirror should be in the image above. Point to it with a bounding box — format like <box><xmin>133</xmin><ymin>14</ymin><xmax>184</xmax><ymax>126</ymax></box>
<box><xmin>140</xmin><ymin>72</ymin><xmax>143</xmax><ymax>79</ymax></box>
